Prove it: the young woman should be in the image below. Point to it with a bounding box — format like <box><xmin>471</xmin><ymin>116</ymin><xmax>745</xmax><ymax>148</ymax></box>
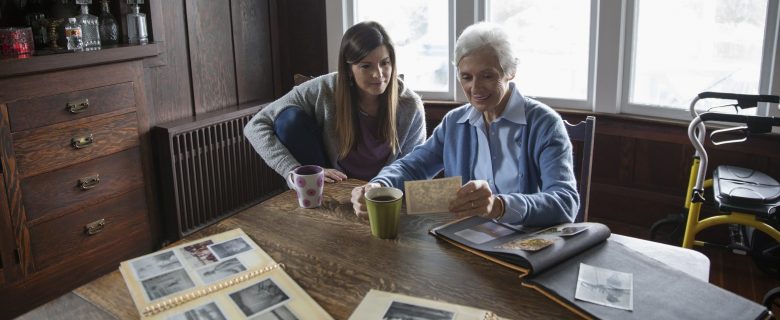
<box><xmin>244</xmin><ymin>21</ymin><xmax>426</xmax><ymax>183</ymax></box>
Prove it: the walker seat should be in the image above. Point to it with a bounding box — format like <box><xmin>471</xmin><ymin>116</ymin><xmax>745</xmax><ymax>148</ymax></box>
<box><xmin>713</xmin><ymin>165</ymin><xmax>780</xmax><ymax>219</ymax></box>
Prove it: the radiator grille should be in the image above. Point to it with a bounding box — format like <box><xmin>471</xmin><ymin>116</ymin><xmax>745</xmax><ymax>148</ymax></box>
<box><xmin>155</xmin><ymin>104</ymin><xmax>285</xmax><ymax>240</ymax></box>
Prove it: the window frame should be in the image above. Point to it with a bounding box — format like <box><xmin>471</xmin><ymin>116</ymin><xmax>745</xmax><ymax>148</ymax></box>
<box><xmin>326</xmin><ymin>0</ymin><xmax>780</xmax><ymax>121</ymax></box>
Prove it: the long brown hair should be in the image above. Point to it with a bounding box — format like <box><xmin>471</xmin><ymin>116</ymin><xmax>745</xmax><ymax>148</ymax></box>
<box><xmin>334</xmin><ymin>21</ymin><xmax>399</xmax><ymax>159</ymax></box>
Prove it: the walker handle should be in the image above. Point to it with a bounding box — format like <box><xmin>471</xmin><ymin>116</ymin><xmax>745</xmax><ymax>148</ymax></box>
<box><xmin>699</xmin><ymin>113</ymin><xmax>780</xmax><ymax>134</ymax></box>
<box><xmin>697</xmin><ymin>92</ymin><xmax>780</xmax><ymax>109</ymax></box>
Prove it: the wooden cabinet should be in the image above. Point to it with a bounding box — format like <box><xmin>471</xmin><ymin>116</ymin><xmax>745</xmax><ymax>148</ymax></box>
<box><xmin>0</xmin><ymin>58</ymin><xmax>157</xmax><ymax>318</ymax></box>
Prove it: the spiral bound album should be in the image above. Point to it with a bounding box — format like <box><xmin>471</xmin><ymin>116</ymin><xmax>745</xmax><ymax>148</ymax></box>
<box><xmin>118</xmin><ymin>228</ymin><xmax>333</xmax><ymax>319</ymax></box>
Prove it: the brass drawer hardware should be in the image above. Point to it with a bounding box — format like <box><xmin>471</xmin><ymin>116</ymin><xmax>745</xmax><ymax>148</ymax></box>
<box><xmin>78</xmin><ymin>174</ymin><xmax>100</xmax><ymax>190</ymax></box>
<box><xmin>66</xmin><ymin>99</ymin><xmax>90</xmax><ymax>114</ymax></box>
<box><xmin>71</xmin><ymin>134</ymin><xmax>94</xmax><ymax>149</ymax></box>
<box><xmin>84</xmin><ymin>218</ymin><xmax>105</xmax><ymax>235</ymax></box>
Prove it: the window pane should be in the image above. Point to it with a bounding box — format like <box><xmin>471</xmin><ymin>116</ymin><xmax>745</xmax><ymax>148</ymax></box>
<box><xmin>488</xmin><ymin>0</ymin><xmax>591</xmax><ymax>100</ymax></box>
<box><xmin>354</xmin><ymin>0</ymin><xmax>449</xmax><ymax>92</ymax></box>
<box><xmin>631</xmin><ymin>0</ymin><xmax>767</xmax><ymax>112</ymax></box>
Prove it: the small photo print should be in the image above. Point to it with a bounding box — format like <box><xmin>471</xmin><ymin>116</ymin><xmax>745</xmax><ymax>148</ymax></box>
<box><xmin>166</xmin><ymin>302</ymin><xmax>227</xmax><ymax>320</ymax></box>
<box><xmin>209</xmin><ymin>237</ymin><xmax>252</xmax><ymax>260</ymax></box>
<box><xmin>197</xmin><ymin>257</ymin><xmax>247</xmax><ymax>284</ymax></box>
<box><xmin>559</xmin><ymin>226</ymin><xmax>589</xmax><ymax>237</ymax></box>
<box><xmin>454</xmin><ymin>221</ymin><xmax>515</xmax><ymax>244</ymax></box>
<box><xmin>132</xmin><ymin>251</ymin><xmax>184</xmax><ymax>280</ymax></box>
<box><xmin>382</xmin><ymin>301</ymin><xmax>455</xmax><ymax>320</ymax></box>
<box><xmin>496</xmin><ymin>238</ymin><xmax>555</xmax><ymax>251</ymax></box>
<box><xmin>179</xmin><ymin>240</ymin><xmax>218</xmax><ymax>267</ymax></box>
<box><xmin>142</xmin><ymin>269</ymin><xmax>196</xmax><ymax>301</ymax></box>
<box><xmin>229</xmin><ymin>278</ymin><xmax>290</xmax><ymax>317</ymax></box>
<box><xmin>575</xmin><ymin>263</ymin><xmax>633</xmax><ymax>311</ymax></box>
<box><xmin>252</xmin><ymin>305</ymin><xmax>299</xmax><ymax>320</ymax></box>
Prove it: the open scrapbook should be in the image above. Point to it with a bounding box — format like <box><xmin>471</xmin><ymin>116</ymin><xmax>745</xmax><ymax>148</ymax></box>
<box><xmin>118</xmin><ymin>228</ymin><xmax>332</xmax><ymax>319</ymax></box>
<box><xmin>431</xmin><ymin>216</ymin><xmax>767</xmax><ymax>319</ymax></box>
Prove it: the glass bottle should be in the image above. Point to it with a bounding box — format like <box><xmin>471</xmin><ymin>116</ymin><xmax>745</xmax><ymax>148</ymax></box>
<box><xmin>98</xmin><ymin>0</ymin><xmax>117</xmax><ymax>45</ymax></box>
<box><xmin>126</xmin><ymin>0</ymin><xmax>147</xmax><ymax>44</ymax></box>
<box><xmin>64</xmin><ymin>17</ymin><xmax>83</xmax><ymax>51</ymax></box>
<box><xmin>75</xmin><ymin>0</ymin><xmax>100</xmax><ymax>49</ymax></box>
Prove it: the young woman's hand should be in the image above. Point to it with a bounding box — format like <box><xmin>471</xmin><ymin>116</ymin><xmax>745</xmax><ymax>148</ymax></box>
<box><xmin>350</xmin><ymin>183</ymin><xmax>381</xmax><ymax>218</ymax></box>
<box><xmin>324</xmin><ymin>168</ymin><xmax>348</xmax><ymax>183</ymax></box>
<box><xmin>448</xmin><ymin>180</ymin><xmax>503</xmax><ymax>219</ymax></box>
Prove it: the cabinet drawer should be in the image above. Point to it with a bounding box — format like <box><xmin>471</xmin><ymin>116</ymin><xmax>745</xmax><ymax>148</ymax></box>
<box><xmin>6</xmin><ymin>82</ymin><xmax>136</xmax><ymax>133</ymax></box>
<box><xmin>28</xmin><ymin>188</ymin><xmax>149</xmax><ymax>271</ymax></box>
<box><xmin>12</xmin><ymin>111</ymin><xmax>139</xmax><ymax>178</ymax></box>
<box><xmin>22</xmin><ymin>147</ymin><xmax>145</xmax><ymax>222</ymax></box>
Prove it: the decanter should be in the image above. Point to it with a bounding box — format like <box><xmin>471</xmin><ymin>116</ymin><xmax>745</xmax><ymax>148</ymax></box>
<box><xmin>64</xmin><ymin>17</ymin><xmax>83</xmax><ymax>51</ymax></box>
<box><xmin>75</xmin><ymin>0</ymin><xmax>101</xmax><ymax>49</ymax></box>
<box><xmin>98</xmin><ymin>0</ymin><xmax>118</xmax><ymax>45</ymax></box>
<box><xmin>126</xmin><ymin>0</ymin><xmax>148</xmax><ymax>44</ymax></box>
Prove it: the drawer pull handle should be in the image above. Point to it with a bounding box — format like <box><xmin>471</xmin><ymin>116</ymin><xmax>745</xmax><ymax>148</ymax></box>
<box><xmin>66</xmin><ymin>99</ymin><xmax>90</xmax><ymax>114</ymax></box>
<box><xmin>78</xmin><ymin>174</ymin><xmax>100</xmax><ymax>190</ymax></box>
<box><xmin>71</xmin><ymin>134</ymin><xmax>94</xmax><ymax>149</ymax></box>
<box><xmin>85</xmin><ymin>219</ymin><xmax>105</xmax><ymax>235</ymax></box>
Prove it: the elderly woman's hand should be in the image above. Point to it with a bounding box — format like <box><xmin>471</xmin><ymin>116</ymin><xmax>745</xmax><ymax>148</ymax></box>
<box><xmin>324</xmin><ymin>168</ymin><xmax>348</xmax><ymax>183</ymax></box>
<box><xmin>351</xmin><ymin>182</ymin><xmax>381</xmax><ymax>218</ymax></box>
<box><xmin>448</xmin><ymin>180</ymin><xmax>504</xmax><ymax>219</ymax></box>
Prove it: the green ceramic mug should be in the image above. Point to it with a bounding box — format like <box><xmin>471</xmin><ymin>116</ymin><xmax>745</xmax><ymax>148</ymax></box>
<box><xmin>365</xmin><ymin>187</ymin><xmax>403</xmax><ymax>239</ymax></box>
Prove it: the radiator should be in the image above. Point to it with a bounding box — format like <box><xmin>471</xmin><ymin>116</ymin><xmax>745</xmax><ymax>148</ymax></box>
<box><xmin>154</xmin><ymin>102</ymin><xmax>285</xmax><ymax>240</ymax></box>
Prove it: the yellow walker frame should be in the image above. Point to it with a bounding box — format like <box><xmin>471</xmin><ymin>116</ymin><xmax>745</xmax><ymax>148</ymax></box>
<box><xmin>681</xmin><ymin>92</ymin><xmax>780</xmax><ymax>270</ymax></box>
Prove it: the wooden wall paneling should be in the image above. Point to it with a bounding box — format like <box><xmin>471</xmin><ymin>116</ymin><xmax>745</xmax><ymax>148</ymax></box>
<box><xmin>271</xmin><ymin>0</ymin><xmax>329</xmax><ymax>93</ymax></box>
<box><xmin>146</xmin><ymin>0</ymin><xmax>194</xmax><ymax>124</ymax></box>
<box><xmin>633</xmin><ymin>140</ymin><xmax>688</xmax><ymax>194</ymax></box>
<box><xmin>185</xmin><ymin>0</ymin><xmax>238</xmax><ymax>114</ymax></box>
<box><xmin>268</xmin><ymin>0</ymin><xmax>288</xmax><ymax>98</ymax></box>
<box><xmin>231</xmin><ymin>0</ymin><xmax>275</xmax><ymax>104</ymax></box>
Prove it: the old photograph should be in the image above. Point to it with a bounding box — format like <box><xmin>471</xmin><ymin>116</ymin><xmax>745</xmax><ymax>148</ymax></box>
<box><xmin>209</xmin><ymin>237</ymin><xmax>252</xmax><ymax>260</ymax></box>
<box><xmin>253</xmin><ymin>305</ymin><xmax>299</xmax><ymax>320</ymax></box>
<box><xmin>197</xmin><ymin>257</ymin><xmax>247</xmax><ymax>284</ymax></box>
<box><xmin>167</xmin><ymin>302</ymin><xmax>227</xmax><ymax>320</ymax></box>
<box><xmin>132</xmin><ymin>250</ymin><xmax>184</xmax><ymax>280</ymax></box>
<box><xmin>229</xmin><ymin>278</ymin><xmax>290</xmax><ymax>317</ymax></box>
<box><xmin>574</xmin><ymin>263</ymin><xmax>633</xmax><ymax>311</ymax></box>
<box><xmin>382</xmin><ymin>301</ymin><xmax>455</xmax><ymax>320</ymax></box>
<box><xmin>179</xmin><ymin>240</ymin><xmax>218</xmax><ymax>267</ymax></box>
<box><xmin>142</xmin><ymin>269</ymin><xmax>196</xmax><ymax>301</ymax></box>
<box><xmin>454</xmin><ymin>221</ymin><xmax>515</xmax><ymax>244</ymax></box>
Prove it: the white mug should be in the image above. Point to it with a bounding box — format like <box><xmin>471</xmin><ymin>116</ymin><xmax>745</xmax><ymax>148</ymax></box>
<box><xmin>286</xmin><ymin>165</ymin><xmax>324</xmax><ymax>208</ymax></box>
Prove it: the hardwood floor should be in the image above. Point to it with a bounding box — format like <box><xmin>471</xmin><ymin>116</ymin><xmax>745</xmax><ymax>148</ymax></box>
<box><xmin>592</xmin><ymin>217</ymin><xmax>780</xmax><ymax>311</ymax></box>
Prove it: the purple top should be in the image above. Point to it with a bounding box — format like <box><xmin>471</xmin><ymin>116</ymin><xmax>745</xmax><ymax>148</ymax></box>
<box><xmin>338</xmin><ymin>111</ymin><xmax>391</xmax><ymax>181</ymax></box>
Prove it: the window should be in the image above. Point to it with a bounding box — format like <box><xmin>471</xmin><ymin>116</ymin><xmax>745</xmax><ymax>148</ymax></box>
<box><xmin>327</xmin><ymin>0</ymin><xmax>780</xmax><ymax>120</ymax></box>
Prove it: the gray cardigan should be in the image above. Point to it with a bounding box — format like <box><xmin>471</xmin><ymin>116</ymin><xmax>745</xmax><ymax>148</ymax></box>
<box><xmin>244</xmin><ymin>72</ymin><xmax>427</xmax><ymax>178</ymax></box>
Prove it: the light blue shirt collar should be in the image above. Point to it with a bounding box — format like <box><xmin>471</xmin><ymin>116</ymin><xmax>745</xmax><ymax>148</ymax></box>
<box><xmin>456</xmin><ymin>82</ymin><xmax>527</xmax><ymax>126</ymax></box>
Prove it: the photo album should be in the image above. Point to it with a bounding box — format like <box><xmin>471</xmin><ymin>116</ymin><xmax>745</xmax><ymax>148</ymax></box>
<box><xmin>430</xmin><ymin>216</ymin><xmax>768</xmax><ymax>320</ymax></box>
<box><xmin>119</xmin><ymin>228</ymin><xmax>332</xmax><ymax>319</ymax></box>
<box><xmin>349</xmin><ymin>289</ymin><xmax>499</xmax><ymax>320</ymax></box>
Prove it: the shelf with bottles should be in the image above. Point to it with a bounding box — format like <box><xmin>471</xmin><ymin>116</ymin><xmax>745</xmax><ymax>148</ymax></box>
<box><xmin>0</xmin><ymin>0</ymin><xmax>154</xmax><ymax>58</ymax></box>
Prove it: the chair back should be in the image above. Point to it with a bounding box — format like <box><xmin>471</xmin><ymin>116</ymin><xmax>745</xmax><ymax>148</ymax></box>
<box><xmin>564</xmin><ymin>116</ymin><xmax>596</xmax><ymax>223</ymax></box>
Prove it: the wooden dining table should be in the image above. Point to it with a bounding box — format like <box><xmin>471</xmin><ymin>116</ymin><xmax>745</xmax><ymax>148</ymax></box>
<box><xmin>21</xmin><ymin>179</ymin><xmax>709</xmax><ymax>319</ymax></box>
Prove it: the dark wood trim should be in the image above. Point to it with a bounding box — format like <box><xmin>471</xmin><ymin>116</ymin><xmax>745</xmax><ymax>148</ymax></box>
<box><xmin>0</xmin><ymin>44</ymin><xmax>160</xmax><ymax>79</ymax></box>
<box><xmin>0</xmin><ymin>105</ymin><xmax>32</xmax><ymax>278</ymax></box>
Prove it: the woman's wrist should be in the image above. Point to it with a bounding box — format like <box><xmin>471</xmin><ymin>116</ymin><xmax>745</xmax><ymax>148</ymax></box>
<box><xmin>492</xmin><ymin>195</ymin><xmax>506</xmax><ymax>220</ymax></box>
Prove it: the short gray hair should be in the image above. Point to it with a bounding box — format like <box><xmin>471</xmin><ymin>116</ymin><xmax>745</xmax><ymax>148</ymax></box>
<box><xmin>454</xmin><ymin>22</ymin><xmax>517</xmax><ymax>76</ymax></box>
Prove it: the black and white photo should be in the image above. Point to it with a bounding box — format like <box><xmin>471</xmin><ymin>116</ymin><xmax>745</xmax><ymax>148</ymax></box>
<box><xmin>454</xmin><ymin>221</ymin><xmax>514</xmax><ymax>244</ymax></box>
<box><xmin>132</xmin><ymin>251</ymin><xmax>184</xmax><ymax>280</ymax></box>
<box><xmin>167</xmin><ymin>302</ymin><xmax>226</xmax><ymax>320</ymax></box>
<box><xmin>229</xmin><ymin>278</ymin><xmax>290</xmax><ymax>317</ymax></box>
<box><xmin>209</xmin><ymin>237</ymin><xmax>252</xmax><ymax>259</ymax></box>
<box><xmin>382</xmin><ymin>301</ymin><xmax>455</xmax><ymax>320</ymax></box>
<box><xmin>574</xmin><ymin>263</ymin><xmax>633</xmax><ymax>311</ymax></box>
<box><xmin>197</xmin><ymin>257</ymin><xmax>247</xmax><ymax>283</ymax></box>
<box><xmin>253</xmin><ymin>305</ymin><xmax>299</xmax><ymax>320</ymax></box>
<box><xmin>142</xmin><ymin>269</ymin><xmax>196</xmax><ymax>301</ymax></box>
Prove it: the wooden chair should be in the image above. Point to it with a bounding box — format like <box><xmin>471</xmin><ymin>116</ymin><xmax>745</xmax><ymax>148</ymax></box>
<box><xmin>564</xmin><ymin>116</ymin><xmax>596</xmax><ymax>223</ymax></box>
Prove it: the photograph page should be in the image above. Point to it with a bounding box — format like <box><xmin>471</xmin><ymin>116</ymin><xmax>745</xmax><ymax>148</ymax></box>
<box><xmin>349</xmin><ymin>289</ymin><xmax>496</xmax><ymax>320</ymax></box>
<box><xmin>431</xmin><ymin>216</ymin><xmax>611</xmax><ymax>275</ymax></box>
<box><xmin>118</xmin><ymin>228</ymin><xmax>332</xmax><ymax>319</ymax></box>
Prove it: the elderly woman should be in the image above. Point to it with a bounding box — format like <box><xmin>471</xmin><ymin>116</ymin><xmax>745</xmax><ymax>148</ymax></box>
<box><xmin>244</xmin><ymin>21</ymin><xmax>426</xmax><ymax>183</ymax></box>
<box><xmin>350</xmin><ymin>22</ymin><xmax>579</xmax><ymax>226</ymax></box>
